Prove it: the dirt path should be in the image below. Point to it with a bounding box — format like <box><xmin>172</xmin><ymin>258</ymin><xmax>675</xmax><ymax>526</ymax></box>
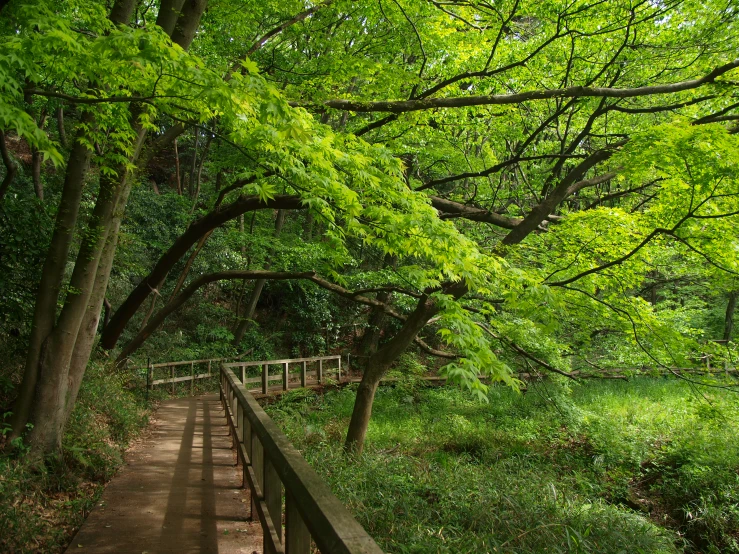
<box><xmin>65</xmin><ymin>395</ymin><xmax>261</xmax><ymax>554</ymax></box>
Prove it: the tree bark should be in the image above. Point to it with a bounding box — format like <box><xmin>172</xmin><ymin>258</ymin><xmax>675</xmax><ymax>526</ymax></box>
<box><xmin>56</xmin><ymin>106</ymin><xmax>67</xmax><ymax>148</ymax></box>
<box><xmin>232</xmin><ymin>210</ymin><xmax>286</xmax><ymax>345</ymax></box>
<box><xmin>170</xmin><ymin>0</ymin><xmax>208</xmax><ymax>49</ymax></box>
<box><xmin>100</xmin><ymin>195</ymin><xmax>304</xmax><ymax>350</ymax></box>
<box><xmin>174</xmin><ymin>138</ymin><xmax>182</xmax><ymax>194</ymax></box>
<box><xmin>26</xmin><ymin>165</ymin><xmax>125</xmax><ymax>455</ymax></box>
<box><xmin>724</xmin><ymin>291</ymin><xmax>738</xmax><ymax>342</ymax></box>
<box><xmin>0</xmin><ymin>130</ymin><xmax>17</xmax><ymax>203</ymax></box>
<box><xmin>9</xmin><ymin>126</ymin><xmax>92</xmax><ymax>440</ymax></box>
<box><xmin>344</xmin><ymin>281</ymin><xmax>467</xmax><ymax>454</ymax></box>
<box><xmin>155</xmin><ymin>0</ymin><xmax>187</xmax><ymax>36</ymax></box>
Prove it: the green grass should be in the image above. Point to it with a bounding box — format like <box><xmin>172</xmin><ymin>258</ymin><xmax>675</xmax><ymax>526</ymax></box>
<box><xmin>0</xmin><ymin>362</ymin><xmax>150</xmax><ymax>554</ymax></box>
<box><xmin>265</xmin><ymin>377</ymin><xmax>739</xmax><ymax>553</ymax></box>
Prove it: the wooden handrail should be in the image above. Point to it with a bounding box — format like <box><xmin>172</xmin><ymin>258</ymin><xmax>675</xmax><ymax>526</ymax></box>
<box><xmin>220</xmin><ymin>363</ymin><xmax>383</xmax><ymax>554</ymax></box>
<box><xmin>223</xmin><ymin>355</ymin><xmax>341</xmax><ymax>367</ymax></box>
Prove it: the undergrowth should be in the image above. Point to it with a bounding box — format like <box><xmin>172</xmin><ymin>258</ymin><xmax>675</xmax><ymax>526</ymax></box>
<box><xmin>0</xmin><ymin>362</ymin><xmax>150</xmax><ymax>554</ymax></box>
<box><xmin>266</xmin><ymin>377</ymin><xmax>739</xmax><ymax>554</ymax></box>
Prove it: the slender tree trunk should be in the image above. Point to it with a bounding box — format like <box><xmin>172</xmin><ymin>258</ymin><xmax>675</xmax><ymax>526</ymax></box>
<box><xmin>344</xmin><ymin>282</ymin><xmax>467</xmax><ymax>454</ymax></box>
<box><xmin>56</xmin><ymin>106</ymin><xmax>67</xmax><ymax>148</ymax></box>
<box><xmin>174</xmin><ymin>138</ymin><xmax>182</xmax><ymax>194</ymax></box>
<box><xmin>724</xmin><ymin>291</ymin><xmax>738</xmax><ymax>342</ymax></box>
<box><xmin>31</xmin><ymin>112</ymin><xmax>48</xmax><ymax>201</ymax></box>
<box><xmin>0</xmin><ymin>130</ymin><xmax>17</xmax><ymax>203</ymax></box>
<box><xmin>63</xmin><ymin>169</ymin><xmax>138</xmax><ymax>426</ymax></box>
<box><xmin>232</xmin><ymin>210</ymin><xmax>286</xmax><ymax>345</ymax></box>
<box><xmin>190</xmin><ymin>133</ymin><xmax>211</xmax><ymax>214</ymax></box>
<box><xmin>188</xmin><ymin>131</ymin><xmax>198</xmax><ymax>197</ymax></box>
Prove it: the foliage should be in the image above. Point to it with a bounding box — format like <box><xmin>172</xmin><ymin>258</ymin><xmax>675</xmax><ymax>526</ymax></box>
<box><xmin>0</xmin><ymin>362</ymin><xmax>149</xmax><ymax>553</ymax></box>
<box><xmin>267</xmin><ymin>377</ymin><xmax>739</xmax><ymax>553</ymax></box>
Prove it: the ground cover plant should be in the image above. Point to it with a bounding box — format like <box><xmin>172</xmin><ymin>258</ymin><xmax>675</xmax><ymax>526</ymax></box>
<box><xmin>0</xmin><ymin>362</ymin><xmax>149</xmax><ymax>553</ymax></box>
<box><xmin>266</xmin><ymin>377</ymin><xmax>739</xmax><ymax>554</ymax></box>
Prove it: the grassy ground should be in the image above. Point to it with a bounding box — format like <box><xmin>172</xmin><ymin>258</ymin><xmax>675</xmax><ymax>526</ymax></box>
<box><xmin>0</xmin><ymin>363</ymin><xmax>151</xmax><ymax>554</ymax></box>
<box><xmin>265</xmin><ymin>376</ymin><xmax>739</xmax><ymax>554</ymax></box>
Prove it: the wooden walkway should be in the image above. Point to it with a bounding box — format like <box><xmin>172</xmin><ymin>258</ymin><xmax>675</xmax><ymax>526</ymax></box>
<box><xmin>65</xmin><ymin>395</ymin><xmax>261</xmax><ymax>554</ymax></box>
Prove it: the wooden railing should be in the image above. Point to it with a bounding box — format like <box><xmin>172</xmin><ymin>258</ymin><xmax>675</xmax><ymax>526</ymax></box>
<box><xmin>220</xmin><ymin>362</ymin><xmax>383</xmax><ymax>554</ymax></box>
<box><xmin>223</xmin><ymin>355</ymin><xmax>342</xmax><ymax>394</ymax></box>
<box><xmin>142</xmin><ymin>355</ymin><xmax>343</xmax><ymax>396</ymax></box>
<box><xmin>143</xmin><ymin>357</ymin><xmax>231</xmax><ymax>395</ymax></box>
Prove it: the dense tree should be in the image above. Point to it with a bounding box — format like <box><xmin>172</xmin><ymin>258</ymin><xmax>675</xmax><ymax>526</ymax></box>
<box><xmin>1</xmin><ymin>0</ymin><xmax>738</xmax><ymax>457</ymax></box>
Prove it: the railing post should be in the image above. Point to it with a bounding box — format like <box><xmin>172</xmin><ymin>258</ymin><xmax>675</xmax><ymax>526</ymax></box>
<box><xmin>208</xmin><ymin>359</ymin><xmax>211</xmax><ymax>376</ymax></box>
<box><xmin>190</xmin><ymin>361</ymin><xmax>195</xmax><ymax>396</ymax></box>
<box><xmin>252</xmin><ymin>433</ymin><xmax>263</xmax><ymax>523</ymax></box>
<box><xmin>241</xmin><ymin>363</ymin><xmax>245</xmax><ymax>384</ymax></box>
<box><xmin>170</xmin><ymin>365</ymin><xmax>175</xmax><ymax>395</ymax></box>
<box><xmin>301</xmin><ymin>361</ymin><xmax>307</xmax><ymax>388</ymax></box>
<box><xmin>283</xmin><ymin>362</ymin><xmax>289</xmax><ymax>391</ymax></box>
<box><xmin>262</xmin><ymin>364</ymin><xmax>268</xmax><ymax>394</ymax></box>
<box><xmin>318</xmin><ymin>359</ymin><xmax>323</xmax><ymax>384</ymax></box>
<box><xmin>264</xmin><ymin>457</ymin><xmax>283</xmax><ymax>549</ymax></box>
<box><xmin>337</xmin><ymin>355</ymin><xmax>342</xmax><ymax>382</ymax></box>
<box><xmin>286</xmin><ymin>491</ymin><xmax>310</xmax><ymax>554</ymax></box>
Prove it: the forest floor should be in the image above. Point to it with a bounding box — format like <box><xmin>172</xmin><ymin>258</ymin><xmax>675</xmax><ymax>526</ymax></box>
<box><xmin>265</xmin><ymin>376</ymin><xmax>739</xmax><ymax>554</ymax></box>
<box><xmin>64</xmin><ymin>395</ymin><xmax>259</xmax><ymax>554</ymax></box>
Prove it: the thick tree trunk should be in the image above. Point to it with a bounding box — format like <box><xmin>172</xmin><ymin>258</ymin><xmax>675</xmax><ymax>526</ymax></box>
<box><xmin>12</xmin><ymin>0</ymin><xmax>208</xmax><ymax>455</ymax></box>
<box><xmin>233</xmin><ymin>210</ymin><xmax>286</xmax><ymax>345</ymax></box>
<box><xmin>9</xmin><ymin>129</ymin><xmax>92</xmax><ymax>439</ymax></box>
<box><xmin>724</xmin><ymin>291</ymin><xmax>738</xmax><ymax>342</ymax></box>
<box><xmin>155</xmin><ymin>0</ymin><xmax>187</xmax><ymax>35</ymax></box>
<box><xmin>26</xmin><ymin>166</ymin><xmax>124</xmax><ymax>455</ymax></box>
<box><xmin>100</xmin><ymin>196</ymin><xmax>303</xmax><ymax>350</ymax></box>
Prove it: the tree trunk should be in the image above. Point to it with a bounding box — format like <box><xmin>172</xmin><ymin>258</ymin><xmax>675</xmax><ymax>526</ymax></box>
<box><xmin>26</xmin><ymin>166</ymin><xmax>125</xmax><ymax>455</ymax></box>
<box><xmin>174</xmin><ymin>138</ymin><xmax>182</xmax><ymax>194</ymax></box>
<box><xmin>63</xmin><ymin>169</ymin><xmax>138</xmax><ymax>426</ymax></box>
<box><xmin>56</xmin><ymin>106</ymin><xmax>67</xmax><ymax>147</ymax></box>
<box><xmin>232</xmin><ymin>210</ymin><xmax>286</xmax><ymax>345</ymax></box>
<box><xmin>9</xmin><ymin>127</ymin><xmax>92</xmax><ymax>439</ymax></box>
<box><xmin>155</xmin><ymin>0</ymin><xmax>187</xmax><ymax>36</ymax></box>
<box><xmin>100</xmin><ymin>196</ymin><xmax>303</xmax><ymax>350</ymax></box>
<box><xmin>724</xmin><ymin>290</ymin><xmax>738</xmax><ymax>342</ymax></box>
<box><xmin>344</xmin><ymin>281</ymin><xmax>467</xmax><ymax>454</ymax></box>
<box><xmin>0</xmin><ymin>130</ymin><xmax>17</xmax><ymax>203</ymax></box>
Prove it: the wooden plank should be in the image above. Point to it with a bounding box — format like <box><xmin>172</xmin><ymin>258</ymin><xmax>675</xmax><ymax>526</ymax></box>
<box><xmin>286</xmin><ymin>491</ymin><xmax>310</xmax><ymax>554</ymax></box>
<box><xmin>150</xmin><ymin>373</ymin><xmax>214</xmax><ymax>385</ymax></box>
<box><xmin>264</xmin><ymin>458</ymin><xmax>283</xmax><ymax>543</ymax></box>
<box><xmin>224</xmin><ymin>355</ymin><xmax>341</xmax><ymax>368</ymax></box>
<box><xmin>221</xmin><ymin>367</ymin><xmax>384</xmax><ymax>554</ymax></box>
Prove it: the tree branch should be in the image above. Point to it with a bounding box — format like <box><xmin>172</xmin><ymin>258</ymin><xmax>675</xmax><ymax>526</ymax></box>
<box><xmin>294</xmin><ymin>60</ymin><xmax>739</xmax><ymax>113</ymax></box>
